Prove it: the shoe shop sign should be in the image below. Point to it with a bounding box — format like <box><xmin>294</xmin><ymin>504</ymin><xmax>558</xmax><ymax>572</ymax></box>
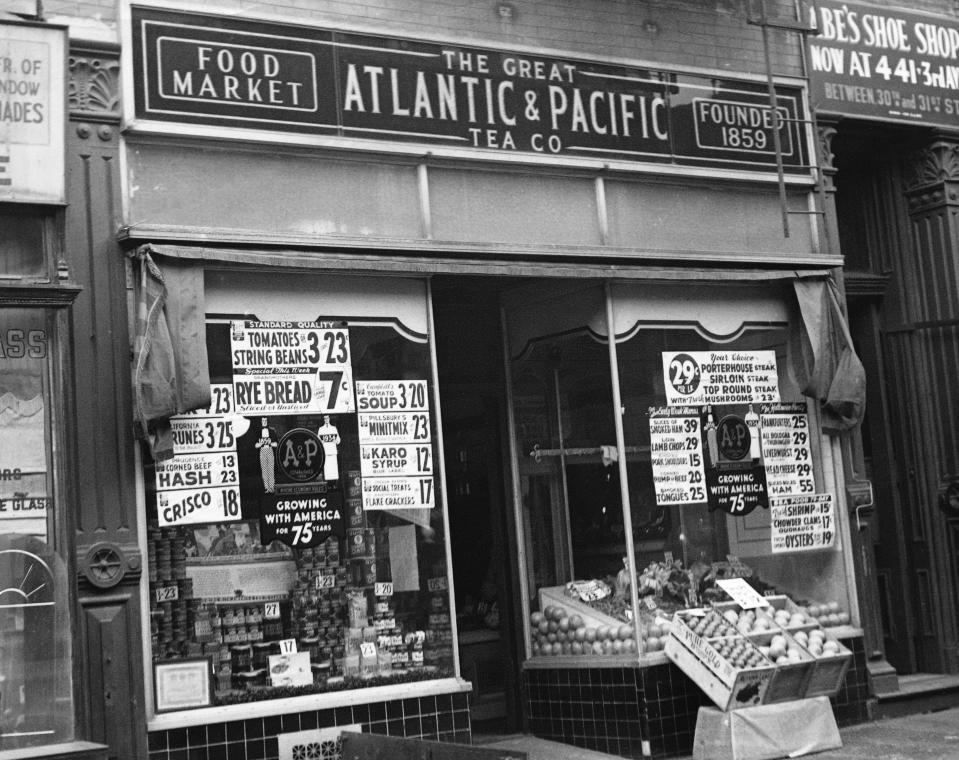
<box><xmin>128</xmin><ymin>4</ymin><xmax>809</xmax><ymax>174</ymax></box>
<box><xmin>809</xmin><ymin>0</ymin><xmax>959</xmax><ymax>128</ymax></box>
<box><xmin>0</xmin><ymin>20</ymin><xmax>67</xmax><ymax>203</ymax></box>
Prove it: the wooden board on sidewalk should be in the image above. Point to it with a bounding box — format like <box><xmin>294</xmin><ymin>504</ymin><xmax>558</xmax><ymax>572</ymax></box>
<box><xmin>341</xmin><ymin>732</ymin><xmax>528</xmax><ymax>760</ymax></box>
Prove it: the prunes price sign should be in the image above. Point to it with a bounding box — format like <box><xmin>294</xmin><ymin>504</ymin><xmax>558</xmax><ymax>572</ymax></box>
<box><xmin>357</xmin><ymin>380</ymin><xmax>434</xmax><ymax>511</ymax></box>
<box><xmin>770</xmin><ymin>493</ymin><xmax>836</xmax><ymax>553</ymax></box>
<box><xmin>155</xmin><ymin>384</ymin><xmax>242</xmax><ymax>527</ymax></box>
<box><xmin>259</xmin><ymin>491</ymin><xmax>345</xmax><ymax>549</ymax></box>
<box><xmin>662</xmin><ymin>351</ymin><xmax>779</xmax><ymax>406</ymax></box>
<box><xmin>760</xmin><ymin>403</ymin><xmax>816</xmax><ymax>496</ymax></box>
<box><xmin>809</xmin><ymin>0</ymin><xmax>959</xmax><ymax>129</ymax></box>
<box><xmin>649</xmin><ymin>406</ymin><xmax>707</xmax><ymax>506</ymax></box>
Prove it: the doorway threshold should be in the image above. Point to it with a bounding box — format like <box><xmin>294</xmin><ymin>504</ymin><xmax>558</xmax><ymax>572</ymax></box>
<box><xmin>873</xmin><ymin>673</ymin><xmax>959</xmax><ymax>719</ymax></box>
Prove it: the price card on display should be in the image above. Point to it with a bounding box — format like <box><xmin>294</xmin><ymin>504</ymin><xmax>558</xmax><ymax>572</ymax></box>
<box><xmin>770</xmin><ymin>493</ymin><xmax>837</xmax><ymax>553</ymax></box>
<box><xmin>716</xmin><ymin>578</ymin><xmax>770</xmax><ymax>609</ymax></box>
<box><xmin>230</xmin><ymin>321</ymin><xmax>355</xmax><ymax>415</ymax></box>
<box><xmin>361</xmin><ymin>476</ymin><xmax>434</xmax><ymax>509</ymax></box>
<box><xmin>427</xmin><ymin>576</ymin><xmax>448</xmax><ymax>592</ymax></box>
<box><xmin>648</xmin><ymin>406</ymin><xmax>708</xmax><ymax>506</ymax></box>
<box><xmin>264</xmin><ymin>602</ymin><xmax>281</xmax><ymax>620</ymax></box>
<box><xmin>760</xmin><ymin>403</ymin><xmax>816</xmax><ymax>496</ymax></box>
<box><xmin>154</xmin><ymin>585</ymin><xmax>179</xmax><ymax>603</ymax></box>
<box><xmin>155</xmin><ymin>384</ymin><xmax>242</xmax><ymax>527</ymax></box>
<box><xmin>375</xmin><ymin>582</ymin><xmax>394</xmax><ymax>596</ymax></box>
<box><xmin>356</xmin><ymin>380</ymin><xmax>435</xmax><ymax>512</ymax></box>
<box><xmin>662</xmin><ymin>351</ymin><xmax>779</xmax><ymax>406</ymax></box>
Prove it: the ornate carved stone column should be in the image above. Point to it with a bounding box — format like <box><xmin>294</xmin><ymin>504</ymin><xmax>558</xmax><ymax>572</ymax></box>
<box><xmin>900</xmin><ymin>136</ymin><xmax>959</xmax><ymax>675</ymax></box>
<box><xmin>67</xmin><ymin>39</ymin><xmax>149</xmax><ymax>759</ymax></box>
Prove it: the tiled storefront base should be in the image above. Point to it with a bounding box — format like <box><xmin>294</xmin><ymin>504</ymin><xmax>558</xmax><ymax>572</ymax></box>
<box><xmin>147</xmin><ymin>692</ymin><xmax>471</xmax><ymax>760</ymax></box>
<box><xmin>523</xmin><ymin>635</ymin><xmax>871</xmax><ymax>759</ymax></box>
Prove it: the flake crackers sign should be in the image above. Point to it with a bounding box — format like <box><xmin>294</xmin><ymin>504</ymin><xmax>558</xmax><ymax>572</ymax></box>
<box><xmin>356</xmin><ymin>380</ymin><xmax>434</xmax><ymax>511</ymax></box>
<box><xmin>230</xmin><ymin>321</ymin><xmax>355</xmax><ymax>415</ymax></box>
<box><xmin>663</xmin><ymin>351</ymin><xmax>779</xmax><ymax>406</ymax></box>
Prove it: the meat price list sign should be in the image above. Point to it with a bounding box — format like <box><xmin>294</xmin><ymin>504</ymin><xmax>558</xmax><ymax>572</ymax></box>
<box><xmin>648</xmin><ymin>406</ymin><xmax>707</xmax><ymax>505</ymax></box>
<box><xmin>759</xmin><ymin>403</ymin><xmax>816</xmax><ymax>497</ymax></box>
<box><xmin>770</xmin><ymin>493</ymin><xmax>836</xmax><ymax>553</ymax></box>
<box><xmin>230</xmin><ymin>320</ymin><xmax>355</xmax><ymax>415</ymax></box>
<box><xmin>809</xmin><ymin>0</ymin><xmax>959</xmax><ymax>128</ymax></box>
<box><xmin>356</xmin><ymin>380</ymin><xmax>434</xmax><ymax>510</ymax></box>
<box><xmin>155</xmin><ymin>384</ymin><xmax>242</xmax><ymax>526</ymax></box>
<box><xmin>663</xmin><ymin>351</ymin><xmax>779</xmax><ymax>406</ymax></box>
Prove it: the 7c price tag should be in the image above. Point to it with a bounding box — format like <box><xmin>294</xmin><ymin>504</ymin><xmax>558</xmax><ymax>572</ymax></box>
<box><xmin>374</xmin><ymin>582</ymin><xmax>394</xmax><ymax>596</ymax></box>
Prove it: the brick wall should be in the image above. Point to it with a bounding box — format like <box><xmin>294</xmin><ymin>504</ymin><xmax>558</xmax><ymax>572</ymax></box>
<box><xmin>43</xmin><ymin>0</ymin><xmax>807</xmax><ymax>78</ymax></box>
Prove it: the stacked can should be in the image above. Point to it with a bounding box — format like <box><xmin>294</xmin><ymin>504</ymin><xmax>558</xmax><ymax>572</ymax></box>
<box><xmin>425</xmin><ymin>572</ymin><xmax>454</xmax><ymax>668</ymax></box>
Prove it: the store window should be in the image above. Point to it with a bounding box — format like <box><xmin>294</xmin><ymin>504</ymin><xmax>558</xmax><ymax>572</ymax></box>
<box><xmin>0</xmin><ymin>306</ymin><xmax>74</xmax><ymax>749</ymax></box>
<box><xmin>141</xmin><ymin>272</ymin><xmax>455</xmax><ymax>713</ymax></box>
<box><xmin>0</xmin><ymin>207</ymin><xmax>51</xmax><ymax>279</ymax></box>
<box><xmin>506</xmin><ymin>281</ymin><xmax>855</xmax><ymax>661</ymax></box>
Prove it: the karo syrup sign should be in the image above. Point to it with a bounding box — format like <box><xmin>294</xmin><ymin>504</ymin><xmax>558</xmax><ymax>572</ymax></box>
<box><xmin>129</xmin><ymin>5</ymin><xmax>809</xmax><ymax>174</ymax></box>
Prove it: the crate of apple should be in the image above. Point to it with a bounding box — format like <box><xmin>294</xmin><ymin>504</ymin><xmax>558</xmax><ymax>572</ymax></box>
<box><xmin>753</xmin><ymin>631</ymin><xmax>816</xmax><ymax>703</ymax></box>
<box><xmin>794</xmin><ymin>628</ymin><xmax>853</xmax><ymax>697</ymax></box>
<box><xmin>677</xmin><ymin>609</ymin><xmax>738</xmax><ymax>639</ymax></box>
<box><xmin>530</xmin><ymin>605</ymin><xmax>638</xmax><ymax>657</ymax></box>
<box><xmin>710</xmin><ymin>636</ymin><xmax>770</xmax><ymax>670</ymax></box>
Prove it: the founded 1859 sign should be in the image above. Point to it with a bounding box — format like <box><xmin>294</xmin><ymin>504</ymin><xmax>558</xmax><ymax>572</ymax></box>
<box><xmin>129</xmin><ymin>5</ymin><xmax>809</xmax><ymax>174</ymax></box>
<box><xmin>809</xmin><ymin>0</ymin><xmax>959</xmax><ymax>127</ymax></box>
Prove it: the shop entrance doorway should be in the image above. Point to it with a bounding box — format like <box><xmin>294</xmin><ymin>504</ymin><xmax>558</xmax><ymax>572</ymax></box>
<box><xmin>432</xmin><ymin>276</ymin><xmax>523</xmax><ymax>735</ymax></box>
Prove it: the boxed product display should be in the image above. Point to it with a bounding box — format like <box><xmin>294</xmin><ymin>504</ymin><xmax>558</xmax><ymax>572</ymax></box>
<box><xmin>665</xmin><ymin>610</ymin><xmax>776</xmax><ymax>711</ymax></box>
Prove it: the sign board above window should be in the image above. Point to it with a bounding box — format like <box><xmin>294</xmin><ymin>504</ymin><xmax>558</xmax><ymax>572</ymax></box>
<box><xmin>127</xmin><ymin>5</ymin><xmax>811</xmax><ymax>176</ymax></box>
<box><xmin>0</xmin><ymin>20</ymin><xmax>66</xmax><ymax>204</ymax></box>
<box><xmin>808</xmin><ymin>0</ymin><xmax>959</xmax><ymax>128</ymax></box>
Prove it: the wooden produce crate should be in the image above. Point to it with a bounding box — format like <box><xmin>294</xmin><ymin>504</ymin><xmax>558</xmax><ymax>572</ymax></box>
<box><xmin>759</xmin><ymin>595</ymin><xmax>819</xmax><ymax>633</ymax></box>
<box><xmin>747</xmin><ymin>630</ymin><xmax>816</xmax><ymax>704</ymax></box>
<box><xmin>665</xmin><ymin>613</ymin><xmax>775</xmax><ymax>711</ymax></box>
<box><xmin>799</xmin><ymin>631</ymin><xmax>853</xmax><ymax>698</ymax></box>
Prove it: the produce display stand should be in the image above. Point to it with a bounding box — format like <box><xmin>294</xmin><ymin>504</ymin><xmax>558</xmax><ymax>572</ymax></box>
<box><xmin>537</xmin><ymin>585</ymin><xmax>626</xmax><ymax>630</ymax></box>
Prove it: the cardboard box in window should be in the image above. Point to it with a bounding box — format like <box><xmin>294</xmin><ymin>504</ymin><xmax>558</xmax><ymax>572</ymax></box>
<box><xmin>665</xmin><ymin>613</ymin><xmax>775</xmax><ymax>711</ymax></box>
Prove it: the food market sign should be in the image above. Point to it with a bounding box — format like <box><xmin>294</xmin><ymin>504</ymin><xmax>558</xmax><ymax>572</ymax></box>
<box><xmin>808</xmin><ymin>0</ymin><xmax>959</xmax><ymax>127</ymax></box>
<box><xmin>128</xmin><ymin>5</ymin><xmax>809</xmax><ymax>174</ymax></box>
<box><xmin>0</xmin><ymin>21</ymin><xmax>66</xmax><ymax>203</ymax></box>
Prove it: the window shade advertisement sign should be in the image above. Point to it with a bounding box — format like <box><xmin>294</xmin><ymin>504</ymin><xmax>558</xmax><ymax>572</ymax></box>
<box><xmin>155</xmin><ymin>384</ymin><xmax>243</xmax><ymax>527</ymax></box>
<box><xmin>0</xmin><ymin>318</ymin><xmax>51</xmax><ymax>539</ymax></box>
<box><xmin>129</xmin><ymin>5</ymin><xmax>810</xmax><ymax>174</ymax></box>
<box><xmin>808</xmin><ymin>0</ymin><xmax>959</xmax><ymax>127</ymax></box>
<box><xmin>0</xmin><ymin>21</ymin><xmax>67</xmax><ymax>203</ymax></box>
<box><xmin>662</xmin><ymin>351</ymin><xmax>779</xmax><ymax>406</ymax></box>
<box><xmin>759</xmin><ymin>402</ymin><xmax>816</xmax><ymax>497</ymax></box>
<box><xmin>648</xmin><ymin>406</ymin><xmax>707</xmax><ymax>505</ymax></box>
<box><xmin>229</xmin><ymin>320</ymin><xmax>355</xmax><ymax>415</ymax></box>
<box><xmin>770</xmin><ymin>493</ymin><xmax>836</xmax><ymax>552</ymax></box>
<box><xmin>356</xmin><ymin>380</ymin><xmax>434</xmax><ymax>511</ymax></box>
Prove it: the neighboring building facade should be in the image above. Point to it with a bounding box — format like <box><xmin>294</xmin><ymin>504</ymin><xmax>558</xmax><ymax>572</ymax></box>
<box><xmin>13</xmin><ymin>0</ymin><xmax>959</xmax><ymax>758</ymax></box>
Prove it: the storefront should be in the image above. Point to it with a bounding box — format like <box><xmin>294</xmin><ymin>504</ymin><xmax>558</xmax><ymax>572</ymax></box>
<box><xmin>116</xmin><ymin>2</ymin><xmax>871</xmax><ymax>759</ymax></box>
<box><xmin>0</xmin><ymin>14</ymin><xmax>107</xmax><ymax>760</ymax></box>
<box><xmin>807</xmin><ymin>0</ymin><xmax>959</xmax><ymax>693</ymax></box>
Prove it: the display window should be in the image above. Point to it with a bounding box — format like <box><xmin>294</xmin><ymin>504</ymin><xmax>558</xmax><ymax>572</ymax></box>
<box><xmin>505</xmin><ymin>281</ymin><xmax>856</xmax><ymax>662</ymax></box>
<box><xmin>0</xmin><ymin>306</ymin><xmax>75</xmax><ymax>749</ymax></box>
<box><xmin>140</xmin><ymin>272</ymin><xmax>455</xmax><ymax>714</ymax></box>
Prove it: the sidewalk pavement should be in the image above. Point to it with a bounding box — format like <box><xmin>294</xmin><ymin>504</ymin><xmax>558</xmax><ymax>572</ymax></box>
<box><xmin>482</xmin><ymin>705</ymin><xmax>959</xmax><ymax>760</ymax></box>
